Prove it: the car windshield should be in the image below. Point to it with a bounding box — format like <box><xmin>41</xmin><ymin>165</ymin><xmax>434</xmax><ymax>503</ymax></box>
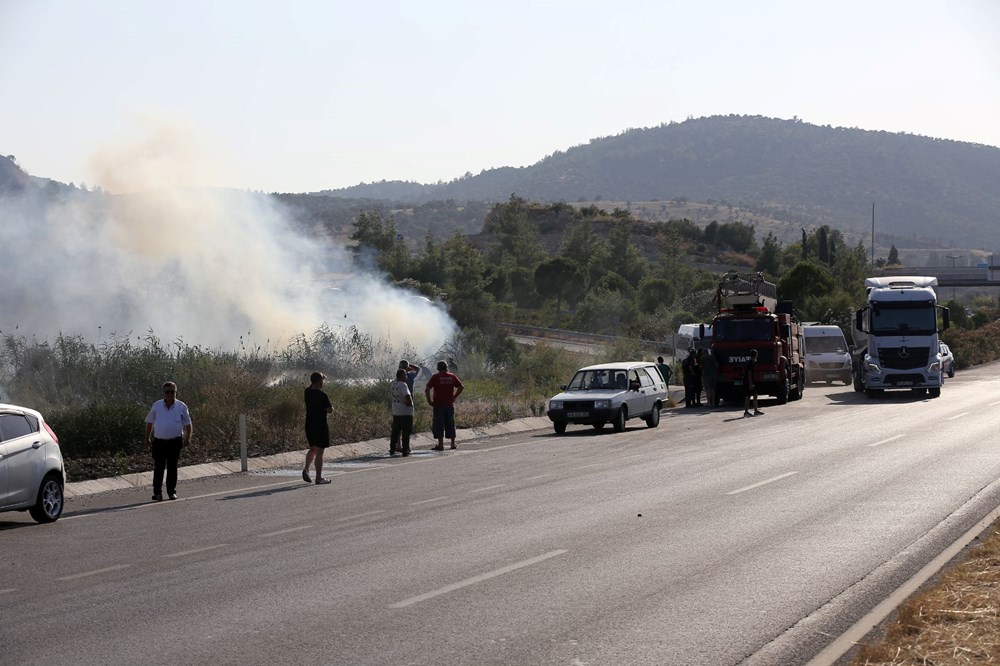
<box><xmin>806</xmin><ymin>336</ymin><xmax>846</xmax><ymax>353</ymax></box>
<box><xmin>567</xmin><ymin>369</ymin><xmax>628</xmax><ymax>390</ymax></box>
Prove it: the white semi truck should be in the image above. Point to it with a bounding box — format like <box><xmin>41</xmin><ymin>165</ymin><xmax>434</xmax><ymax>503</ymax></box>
<box><xmin>853</xmin><ymin>276</ymin><xmax>950</xmax><ymax>398</ymax></box>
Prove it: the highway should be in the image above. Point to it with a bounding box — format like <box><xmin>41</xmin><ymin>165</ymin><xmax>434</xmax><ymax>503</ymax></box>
<box><xmin>3</xmin><ymin>363</ymin><xmax>999</xmax><ymax>665</ymax></box>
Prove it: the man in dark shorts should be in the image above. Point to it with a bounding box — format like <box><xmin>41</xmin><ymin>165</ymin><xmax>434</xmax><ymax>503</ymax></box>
<box><xmin>743</xmin><ymin>349</ymin><xmax>763</xmax><ymax>417</ymax></box>
<box><xmin>424</xmin><ymin>360</ymin><xmax>464</xmax><ymax>450</ymax></box>
<box><xmin>303</xmin><ymin>371</ymin><xmax>333</xmax><ymax>484</ymax></box>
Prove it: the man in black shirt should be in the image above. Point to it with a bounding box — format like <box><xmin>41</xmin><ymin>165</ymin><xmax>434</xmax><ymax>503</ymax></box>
<box><xmin>743</xmin><ymin>349</ymin><xmax>763</xmax><ymax>417</ymax></box>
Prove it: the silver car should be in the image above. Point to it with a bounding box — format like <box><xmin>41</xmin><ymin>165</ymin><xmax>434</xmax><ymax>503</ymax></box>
<box><xmin>547</xmin><ymin>362</ymin><xmax>669</xmax><ymax>434</ymax></box>
<box><xmin>0</xmin><ymin>403</ymin><xmax>66</xmax><ymax>523</ymax></box>
<box><xmin>939</xmin><ymin>342</ymin><xmax>956</xmax><ymax>378</ymax></box>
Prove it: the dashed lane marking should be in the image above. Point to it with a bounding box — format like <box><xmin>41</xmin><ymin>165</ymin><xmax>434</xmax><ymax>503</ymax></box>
<box><xmin>945</xmin><ymin>412</ymin><xmax>970</xmax><ymax>421</ymax></box>
<box><xmin>58</xmin><ymin>564</ymin><xmax>131</xmax><ymax>581</ymax></box>
<box><xmin>869</xmin><ymin>434</ymin><xmax>905</xmax><ymax>447</ymax></box>
<box><xmin>727</xmin><ymin>472</ymin><xmax>799</xmax><ymax>496</ymax></box>
<box><xmin>164</xmin><ymin>544</ymin><xmax>229</xmax><ymax>558</ymax></box>
<box><xmin>469</xmin><ymin>484</ymin><xmax>505</xmax><ymax>494</ymax></box>
<box><xmin>411</xmin><ymin>496</ymin><xmax>449</xmax><ymax>506</ymax></box>
<box><xmin>334</xmin><ymin>510</ymin><xmax>386</xmax><ymax>522</ymax></box>
<box><xmin>259</xmin><ymin>525</ymin><xmax>313</xmax><ymax>538</ymax></box>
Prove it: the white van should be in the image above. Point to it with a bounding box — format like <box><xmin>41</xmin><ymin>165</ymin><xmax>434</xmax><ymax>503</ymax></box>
<box><xmin>803</xmin><ymin>325</ymin><xmax>852</xmax><ymax>385</ymax></box>
<box><xmin>676</xmin><ymin>323</ymin><xmax>712</xmax><ymax>353</ymax></box>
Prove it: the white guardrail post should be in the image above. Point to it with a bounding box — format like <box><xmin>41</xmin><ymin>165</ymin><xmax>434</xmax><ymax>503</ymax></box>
<box><xmin>239</xmin><ymin>414</ymin><xmax>247</xmax><ymax>472</ymax></box>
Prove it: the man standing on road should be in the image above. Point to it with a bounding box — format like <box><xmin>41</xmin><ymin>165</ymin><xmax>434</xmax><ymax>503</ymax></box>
<box><xmin>144</xmin><ymin>381</ymin><xmax>193</xmax><ymax>502</ymax></box>
<box><xmin>389</xmin><ymin>368</ymin><xmax>414</xmax><ymax>456</ymax></box>
<box><xmin>424</xmin><ymin>360</ymin><xmax>464</xmax><ymax>450</ymax></box>
<box><xmin>743</xmin><ymin>349</ymin><xmax>763</xmax><ymax>417</ymax></box>
<box><xmin>303</xmin><ymin>371</ymin><xmax>334</xmax><ymax>485</ymax></box>
<box><xmin>656</xmin><ymin>356</ymin><xmax>673</xmax><ymax>386</ymax></box>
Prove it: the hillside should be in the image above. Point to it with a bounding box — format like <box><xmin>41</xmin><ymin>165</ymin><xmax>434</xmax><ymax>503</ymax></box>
<box><xmin>320</xmin><ymin>115</ymin><xmax>1000</xmax><ymax>251</ymax></box>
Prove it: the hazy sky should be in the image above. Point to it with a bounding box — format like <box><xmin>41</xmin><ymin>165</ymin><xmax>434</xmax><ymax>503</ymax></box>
<box><xmin>2</xmin><ymin>0</ymin><xmax>999</xmax><ymax>194</ymax></box>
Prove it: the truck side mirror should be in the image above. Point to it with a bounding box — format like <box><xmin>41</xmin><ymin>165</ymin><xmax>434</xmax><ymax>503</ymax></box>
<box><xmin>855</xmin><ymin>309</ymin><xmax>864</xmax><ymax>332</ymax></box>
<box><xmin>940</xmin><ymin>306</ymin><xmax>950</xmax><ymax>331</ymax></box>
<box><xmin>698</xmin><ymin>324</ymin><xmax>705</xmax><ymax>339</ymax></box>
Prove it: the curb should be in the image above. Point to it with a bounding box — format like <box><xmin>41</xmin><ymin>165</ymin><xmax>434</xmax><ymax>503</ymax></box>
<box><xmin>64</xmin><ymin>416</ymin><xmax>554</xmax><ymax>499</ymax></box>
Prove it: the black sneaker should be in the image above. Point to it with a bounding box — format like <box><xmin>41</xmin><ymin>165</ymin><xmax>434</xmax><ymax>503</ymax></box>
<box><xmin>151</xmin><ymin>494</ymin><xmax>163</xmax><ymax>502</ymax></box>
<box><xmin>315</xmin><ymin>478</ymin><xmax>331</xmax><ymax>485</ymax></box>
<box><xmin>401</xmin><ymin>450</ymin><xmax>410</xmax><ymax>457</ymax></box>
<box><xmin>302</xmin><ymin>470</ymin><xmax>311</xmax><ymax>483</ymax></box>
<box><xmin>168</xmin><ymin>492</ymin><xmax>178</xmax><ymax>500</ymax></box>
<box><xmin>753</xmin><ymin>410</ymin><xmax>764</xmax><ymax>416</ymax></box>
<box><xmin>743</xmin><ymin>411</ymin><xmax>752</xmax><ymax>418</ymax></box>
<box><xmin>389</xmin><ymin>451</ymin><xmax>399</xmax><ymax>457</ymax></box>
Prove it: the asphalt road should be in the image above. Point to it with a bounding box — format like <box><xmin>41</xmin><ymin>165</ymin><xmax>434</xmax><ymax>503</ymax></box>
<box><xmin>3</xmin><ymin>364</ymin><xmax>999</xmax><ymax>666</ymax></box>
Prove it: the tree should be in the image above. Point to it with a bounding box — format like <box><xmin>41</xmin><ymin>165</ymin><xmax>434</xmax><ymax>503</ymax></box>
<box><xmin>605</xmin><ymin>218</ymin><xmax>648</xmax><ymax>286</ymax></box>
<box><xmin>887</xmin><ymin>244</ymin><xmax>900</xmax><ymax>266</ymax></box>
<box><xmin>777</xmin><ymin>261</ymin><xmax>834</xmax><ymax>318</ymax></box>
<box><xmin>482</xmin><ymin>195</ymin><xmax>544</xmax><ymax>269</ymax></box>
<box><xmin>817</xmin><ymin>226</ymin><xmax>830</xmax><ymax>263</ymax></box>
<box><xmin>349</xmin><ymin>210</ymin><xmax>409</xmax><ymax>279</ymax></box>
<box><xmin>801</xmin><ymin>228</ymin><xmax>808</xmax><ymax>261</ymax></box>
<box><xmin>534</xmin><ymin>257</ymin><xmax>585</xmax><ymax>311</ymax></box>
<box><xmin>755</xmin><ymin>232</ymin><xmax>782</xmax><ymax>277</ymax></box>
<box><xmin>637</xmin><ymin>277</ymin><xmax>674</xmax><ymax>314</ymax></box>
<box><xmin>441</xmin><ymin>234</ymin><xmax>495</xmax><ymax>330</ymax></box>
<box><xmin>560</xmin><ymin>218</ymin><xmax>608</xmax><ymax>289</ymax></box>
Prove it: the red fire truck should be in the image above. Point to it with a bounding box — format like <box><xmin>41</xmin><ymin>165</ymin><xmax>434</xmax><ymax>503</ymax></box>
<box><xmin>708</xmin><ymin>272</ymin><xmax>805</xmax><ymax>405</ymax></box>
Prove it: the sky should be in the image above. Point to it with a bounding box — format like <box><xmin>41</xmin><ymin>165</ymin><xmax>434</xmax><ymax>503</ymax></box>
<box><xmin>2</xmin><ymin>0</ymin><xmax>1000</xmax><ymax>194</ymax></box>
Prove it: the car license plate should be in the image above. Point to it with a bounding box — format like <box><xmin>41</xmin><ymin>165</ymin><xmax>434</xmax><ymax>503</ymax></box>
<box><xmin>733</xmin><ymin>380</ymin><xmax>743</xmax><ymax>386</ymax></box>
<box><xmin>897</xmin><ymin>381</ymin><xmax>913</xmax><ymax>386</ymax></box>
<box><xmin>567</xmin><ymin>411</ymin><xmax>589</xmax><ymax>418</ymax></box>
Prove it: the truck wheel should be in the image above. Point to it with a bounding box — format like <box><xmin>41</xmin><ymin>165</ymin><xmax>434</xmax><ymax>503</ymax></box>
<box><xmin>553</xmin><ymin>421</ymin><xmax>567</xmax><ymax>434</ymax></box>
<box><xmin>929</xmin><ymin>387</ymin><xmax>941</xmax><ymax>398</ymax></box>
<box><xmin>612</xmin><ymin>407</ymin><xmax>627</xmax><ymax>433</ymax></box>
<box><xmin>776</xmin><ymin>374</ymin><xmax>789</xmax><ymax>404</ymax></box>
<box><xmin>645</xmin><ymin>403</ymin><xmax>661</xmax><ymax>428</ymax></box>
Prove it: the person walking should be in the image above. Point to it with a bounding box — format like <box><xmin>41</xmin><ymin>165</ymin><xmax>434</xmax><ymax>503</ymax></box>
<box><xmin>303</xmin><ymin>371</ymin><xmax>334</xmax><ymax>484</ymax></box>
<box><xmin>699</xmin><ymin>348</ymin><xmax>718</xmax><ymax>407</ymax></box>
<box><xmin>656</xmin><ymin>356</ymin><xmax>673</xmax><ymax>386</ymax></box>
<box><xmin>424</xmin><ymin>360</ymin><xmax>464</xmax><ymax>450</ymax></box>
<box><xmin>743</xmin><ymin>349</ymin><xmax>763</xmax><ymax>417</ymax></box>
<box><xmin>681</xmin><ymin>348</ymin><xmax>699</xmax><ymax>408</ymax></box>
<box><xmin>389</xmin><ymin>368</ymin><xmax>414</xmax><ymax>457</ymax></box>
<box><xmin>144</xmin><ymin>381</ymin><xmax>192</xmax><ymax>502</ymax></box>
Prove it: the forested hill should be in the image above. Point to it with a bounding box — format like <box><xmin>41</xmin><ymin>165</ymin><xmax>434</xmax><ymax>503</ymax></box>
<box><xmin>320</xmin><ymin>115</ymin><xmax>1000</xmax><ymax>250</ymax></box>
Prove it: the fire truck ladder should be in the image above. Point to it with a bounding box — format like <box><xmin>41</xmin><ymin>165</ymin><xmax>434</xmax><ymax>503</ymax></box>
<box><xmin>717</xmin><ymin>272</ymin><xmax>778</xmax><ymax>312</ymax></box>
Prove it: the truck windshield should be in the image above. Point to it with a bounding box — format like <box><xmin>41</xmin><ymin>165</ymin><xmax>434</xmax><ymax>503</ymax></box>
<box><xmin>713</xmin><ymin>319</ymin><xmax>774</xmax><ymax>341</ymax></box>
<box><xmin>870</xmin><ymin>302</ymin><xmax>937</xmax><ymax>335</ymax></box>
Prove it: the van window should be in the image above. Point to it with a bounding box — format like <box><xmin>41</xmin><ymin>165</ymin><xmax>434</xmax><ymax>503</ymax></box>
<box><xmin>806</xmin><ymin>336</ymin><xmax>847</xmax><ymax>353</ymax></box>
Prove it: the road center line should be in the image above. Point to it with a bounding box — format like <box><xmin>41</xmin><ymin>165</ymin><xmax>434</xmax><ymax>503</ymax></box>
<box><xmin>0</xmin><ymin>588</ymin><xmax>17</xmax><ymax>594</ymax></box>
<box><xmin>411</xmin><ymin>496</ymin><xmax>449</xmax><ymax>506</ymax></box>
<box><xmin>869</xmin><ymin>434</ymin><xmax>905</xmax><ymax>447</ymax></box>
<box><xmin>727</xmin><ymin>472</ymin><xmax>798</xmax><ymax>495</ymax></box>
<box><xmin>990</xmin><ymin>400</ymin><xmax>1000</xmax><ymax>407</ymax></box>
<box><xmin>164</xmin><ymin>544</ymin><xmax>229</xmax><ymax>558</ymax></box>
<box><xmin>945</xmin><ymin>412</ymin><xmax>970</xmax><ymax>421</ymax></box>
<box><xmin>58</xmin><ymin>564</ymin><xmax>131</xmax><ymax>581</ymax></box>
<box><xmin>389</xmin><ymin>549</ymin><xmax>568</xmax><ymax>609</ymax></box>
<box><xmin>469</xmin><ymin>484</ymin><xmax>505</xmax><ymax>494</ymax></box>
<box><xmin>573</xmin><ymin>463</ymin><xmax>605</xmax><ymax>470</ymax></box>
<box><xmin>259</xmin><ymin>525</ymin><xmax>313</xmax><ymax>538</ymax></box>
<box><xmin>334</xmin><ymin>510</ymin><xmax>386</xmax><ymax>522</ymax></box>
<box><xmin>525</xmin><ymin>473</ymin><xmax>554</xmax><ymax>481</ymax></box>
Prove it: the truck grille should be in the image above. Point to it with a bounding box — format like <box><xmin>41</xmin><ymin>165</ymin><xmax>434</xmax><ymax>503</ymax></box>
<box><xmin>878</xmin><ymin>347</ymin><xmax>930</xmax><ymax>370</ymax></box>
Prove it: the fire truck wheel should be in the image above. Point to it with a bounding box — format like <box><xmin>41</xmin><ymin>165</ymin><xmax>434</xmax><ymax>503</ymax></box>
<box><xmin>776</xmin><ymin>374</ymin><xmax>790</xmax><ymax>404</ymax></box>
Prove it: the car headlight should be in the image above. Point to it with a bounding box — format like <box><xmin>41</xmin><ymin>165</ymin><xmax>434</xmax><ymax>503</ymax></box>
<box><xmin>549</xmin><ymin>400</ymin><xmax>563</xmax><ymax>411</ymax></box>
<box><xmin>593</xmin><ymin>399</ymin><xmax>610</xmax><ymax>409</ymax></box>
<box><xmin>865</xmin><ymin>357</ymin><xmax>881</xmax><ymax>373</ymax></box>
<box><xmin>927</xmin><ymin>361</ymin><xmax>940</xmax><ymax>372</ymax></box>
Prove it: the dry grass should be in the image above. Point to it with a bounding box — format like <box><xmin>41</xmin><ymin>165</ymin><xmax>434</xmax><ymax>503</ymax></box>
<box><xmin>851</xmin><ymin>524</ymin><xmax>1000</xmax><ymax>665</ymax></box>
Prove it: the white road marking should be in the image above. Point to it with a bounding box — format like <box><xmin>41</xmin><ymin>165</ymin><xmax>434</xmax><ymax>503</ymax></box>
<box><xmin>869</xmin><ymin>434</ymin><xmax>905</xmax><ymax>447</ymax></box>
<box><xmin>259</xmin><ymin>525</ymin><xmax>313</xmax><ymax>538</ymax></box>
<box><xmin>411</xmin><ymin>496</ymin><xmax>449</xmax><ymax>506</ymax></box>
<box><xmin>0</xmin><ymin>588</ymin><xmax>17</xmax><ymax>594</ymax></box>
<box><xmin>469</xmin><ymin>484</ymin><xmax>505</xmax><ymax>494</ymax></box>
<box><xmin>573</xmin><ymin>463</ymin><xmax>605</xmax><ymax>470</ymax></box>
<box><xmin>945</xmin><ymin>412</ymin><xmax>970</xmax><ymax>421</ymax></box>
<box><xmin>525</xmin><ymin>473</ymin><xmax>554</xmax><ymax>481</ymax></box>
<box><xmin>990</xmin><ymin>401</ymin><xmax>1000</xmax><ymax>407</ymax></box>
<box><xmin>58</xmin><ymin>564</ymin><xmax>131</xmax><ymax>581</ymax></box>
<box><xmin>164</xmin><ymin>544</ymin><xmax>229</xmax><ymax>558</ymax></box>
<box><xmin>389</xmin><ymin>549</ymin><xmax>568</xmax><ymax>608</ymax></box>
<box><xmin>334</xmin><ymin>510</ymin><xmax>386</xmax><ymax>522</ymax></box>
<box><xmin>727</xmin><ymin>472</ymin><xmax>798</xmax><ymax>496</ymax></box>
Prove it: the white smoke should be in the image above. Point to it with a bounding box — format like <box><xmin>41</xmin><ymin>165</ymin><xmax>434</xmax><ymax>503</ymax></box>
<box><xmin>0</xmin><ymin>123</ymin><xmax>457</xmax><ymax>358</ymax></box>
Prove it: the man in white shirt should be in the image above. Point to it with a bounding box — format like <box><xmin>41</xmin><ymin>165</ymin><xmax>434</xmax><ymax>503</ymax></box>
<box><xmin>144</xmin><ymin>381</ymin><xmax>193</xmax><ymax>501</ymax></box>
<box><xmin>389</xmin><ymin>368</ymin><xmax>414</xmax><ymax>456</ymax></box>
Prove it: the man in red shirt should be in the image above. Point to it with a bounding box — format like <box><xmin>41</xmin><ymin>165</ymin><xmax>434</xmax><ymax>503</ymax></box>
<box><xmin>424</xmin><ymin>360</ymin><xmax>464</xmax><ymax>450</ymax></box>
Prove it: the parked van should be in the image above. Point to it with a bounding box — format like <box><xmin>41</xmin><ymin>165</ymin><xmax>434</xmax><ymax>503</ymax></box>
<box><xmin>676</xmin><ymin>323</ymin><xmax>713</xmax><ymax>353</ymax></box>
<box><xmin>803</xmin><ymin>325</ymin><xmax>852</xmax><ymax>385</ymax></box>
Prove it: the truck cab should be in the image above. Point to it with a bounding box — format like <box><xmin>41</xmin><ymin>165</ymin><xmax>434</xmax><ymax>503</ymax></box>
<box><xmin>854</xmin><ymin>276</ymin><xmax>950</xmax><ymax>398</ymax></box>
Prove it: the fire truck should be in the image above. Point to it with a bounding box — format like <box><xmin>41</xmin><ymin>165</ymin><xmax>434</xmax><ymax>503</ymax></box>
<box><xmin>708</xmin><ymin>272</ymin><xmax>805</xmax><ymax>405</ymax></box>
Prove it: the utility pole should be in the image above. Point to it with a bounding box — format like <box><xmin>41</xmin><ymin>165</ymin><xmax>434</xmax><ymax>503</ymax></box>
<box><xmin>947</xmin><ymin>254</ymin><xmax>962</xmax><ymax>301</ymax></box>
<box><xmin>871</xmin><ymin>203</ymin><xmax>875</xmax><ymax>267</ymax></box>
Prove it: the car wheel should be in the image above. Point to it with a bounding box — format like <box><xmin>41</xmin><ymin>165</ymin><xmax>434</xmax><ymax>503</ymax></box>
<box><xmin>592</xmin><ymin>422</ymin><xmax>606</xmax><ymax>432</ymax></box>
<box><xmin>947</xmin><ymin>366</ymin><xmax>955</xmax><ymax>378</ymax></box>
<box><xmin>645</xmin><ymin>403</ymin><xmax>661</xmax><ymax>428</ymax></box>
<box><xmin>929</xmin><ymin>387</ymin><xmax>941</xmax><ymax>398</ymax></box>
<box><xmin>29</xmin><ymin>473</ymin><xmax>64</xmax><ymax>523</ymax></box>
<box><xmin>553</xmin><ymin>421</ymin><xmax>567</xmax><ymax>434</ymax></box>
<box><xmin>612</xmin><ymin>407</ymin><xmax>627</xmax><ymax>433</ymax></box>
